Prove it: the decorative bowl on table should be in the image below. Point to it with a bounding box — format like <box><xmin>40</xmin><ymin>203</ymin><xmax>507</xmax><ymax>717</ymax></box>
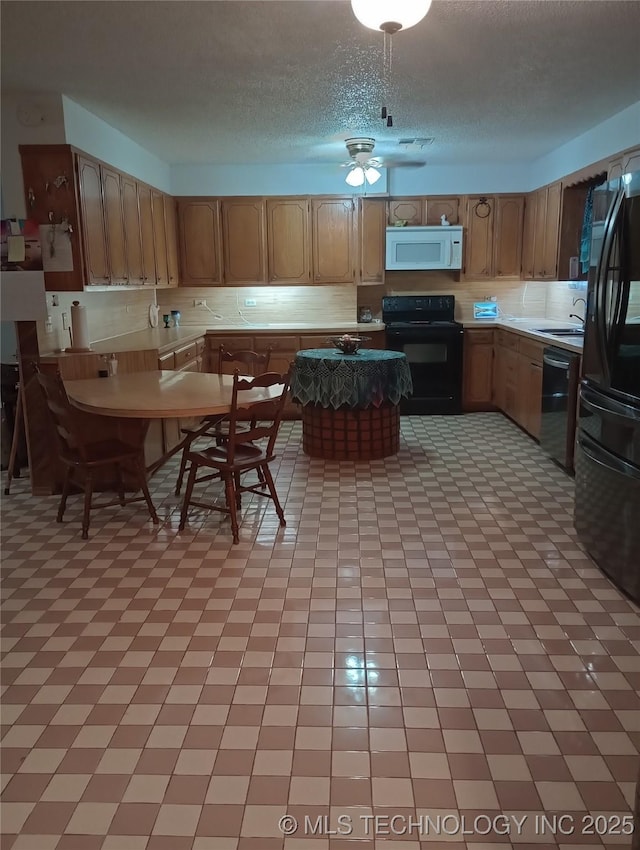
<box><xmin>327</xmin><ymin>334</ymin><xmax>371</xmax><ymax>355</ymax></box>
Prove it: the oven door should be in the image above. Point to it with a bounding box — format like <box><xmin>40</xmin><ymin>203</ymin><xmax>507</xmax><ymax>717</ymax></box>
<box><xmin>386</xmin><ymin>326</ymin><xmax>464</xmax><ymax>414</ymax></box>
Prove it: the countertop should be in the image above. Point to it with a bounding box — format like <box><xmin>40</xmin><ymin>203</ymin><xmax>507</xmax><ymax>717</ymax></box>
<box><xmin>462</xmin><ymin>317</ymin><xmax>584</xmax><ymax>353</ymax></box>
<box><xmin>39</xmin><ymin>318</ymin><xmax>583</xmax><ymax>359</ymax></box>
<box><xmin>40</xmin><ymin>322</ymin><xmax>385</xmax><ymax>359</ymax></box>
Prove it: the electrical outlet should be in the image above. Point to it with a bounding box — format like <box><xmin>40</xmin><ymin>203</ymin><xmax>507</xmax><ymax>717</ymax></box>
<box><xmin>244</xmin><ymin>298</ymin><xmax>257</xmax><ymax>307</ymax></box>
<box><xmin>61</xmin><ymin>312</ymin><xmax>69</xmax><ymax>330</ymax></box>
<box><xmin>51</xmin><ymin>294</ymin><xmax>59</xmax><ymax>307</ymax></box>
<box><xmin>45</xmin><ymin>316</ymin><xmax>53</xmax><ymax>334</ymax></box>
<box><xmin>194</xmin><ymin>299</ymin><xmax>207</xmax><ymax>307</ymax></box>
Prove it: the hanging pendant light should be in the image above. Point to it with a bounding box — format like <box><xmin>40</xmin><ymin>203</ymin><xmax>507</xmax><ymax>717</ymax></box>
<box><xmin>350</xmin><ymin>0</ymin><xmax>432</xmax><ymax>34</ymax></box>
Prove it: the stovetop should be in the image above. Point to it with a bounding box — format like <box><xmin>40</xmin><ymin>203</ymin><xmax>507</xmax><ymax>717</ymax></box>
<box><xmin>382</xmin><ymin>294</ymin><xmax>458</xmax><ymax>326</ymax></box>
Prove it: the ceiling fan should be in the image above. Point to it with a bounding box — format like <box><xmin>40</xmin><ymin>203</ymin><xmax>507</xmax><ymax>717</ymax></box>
<box><xmin>341</xmin><ymin>137</ymin><xmax>427</xmax><ymax>186</ymax></box>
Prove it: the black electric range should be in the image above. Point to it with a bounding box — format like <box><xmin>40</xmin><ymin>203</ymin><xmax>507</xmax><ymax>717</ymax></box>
<box><xmin>382</xmin><ymin>295</ymin><xmax>464</xmax><ymax>414</ymax></box>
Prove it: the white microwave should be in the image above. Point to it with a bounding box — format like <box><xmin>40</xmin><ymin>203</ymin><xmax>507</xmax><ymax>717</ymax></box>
<box><xmin>386</xmin><ymin>226</ymin><xmax>463</xmax><ymax>271</ymax></box>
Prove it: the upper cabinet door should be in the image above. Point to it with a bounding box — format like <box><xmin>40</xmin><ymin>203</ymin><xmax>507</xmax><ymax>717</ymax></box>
<box><xmin>311</xmin><ymin>198</ymin><xmax>354</xmax><ymax>283</ymax></box>
<box><xmin>101</xmin><ymin>166</ymin><xmax>128</xmax><ymax>285</ymax></box>
<box><xmin>388</xmin><ymin>198</ymin><xmax>422</xmax><ymax>226</ymax></box>
<box><xmin>222</xmin><ymin>198</ymin><xmax>266</xmax><ymax>284</ymax></box>
<box><xmin>541</xmin><ymin>181</ymin><xmax>562</xmax><ymax>280</ymax></box>
<box><xmin>178</xmin><ymin>200</ymin><xmax>222</xmax><ymax>286</ymax></box>
<box><xmin>164</xmin><ymin>196</ymin><xmax>179</xmax><ymax>287</ymax></box>
<box><xmin>138</xmin><ymin>184</ymin><xmax>156</xmax><ymax>285</ymax></box>
<box><xmin>425</xmin><ymin>196</ymin><xmax>460</xmax><ymax>225</ymax></box>
<box><xmin>121</xmin><ymin>175</ymin><xmax>144</xmax><ymax>285</ymax></box>
<box><xmin>389</xmin><ymin>198</ymin><xmax>424</xmax><ymax>225</ymax></box>
<box><xmin>493</xmin><ymin>195</ymin><xmax>524</xmax><ymax>278</ymax></box>
<box><xmin>533</xmin><ymin>188</ymin><xmax>548</xmax><ymax>279</ymax></box>
<box><xmin>464</xmin><ymin>196</ymin><xmax>495</xmax><ymax>278</ymax></box>
<box><xmin>151</xmin><ymin>190</ymin><xmax>168</xmax><ymax>286</ymax></box>
<box><xmin>521</xmin><ymin>193</ymin><xmax>536</xmax><ymax>280</ymax></box>
<box><xmin>77</xmin><ymin>156</ymin><xmax>109</xmax><ymax>285</ymax></box>
<box><xmin>266</xmin><ymin>198</ymin><xmax>310</xmax><ymax>283</ymax></box>
<box><xmin>359</xmin><ymin>198</ymin><xmax>386</xmax><ymax>284</ymax></box>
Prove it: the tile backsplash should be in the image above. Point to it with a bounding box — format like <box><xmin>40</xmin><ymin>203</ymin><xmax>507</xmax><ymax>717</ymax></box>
<box><xmin>36</xmin><ymin>277</ymin><xmax>586</xmax><ymax>353</ymax></box>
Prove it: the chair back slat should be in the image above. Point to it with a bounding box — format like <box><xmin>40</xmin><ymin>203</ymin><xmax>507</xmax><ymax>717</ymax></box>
<box><xmin>225</xmin><ymin>368</ymin><xmax>292</xmax><ymax>462</ymax></box>
<box><xmin>35</xmin><ymin>369</ymin><xmax>88</xmax><ymax>461</ymax></box>
<box><xmin>218</xmin><ymin>345</ymin><xmax>272</xmax><ymax>377</ymax></box>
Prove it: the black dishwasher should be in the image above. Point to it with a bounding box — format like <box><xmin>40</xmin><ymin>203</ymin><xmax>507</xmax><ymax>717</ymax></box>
<box><xmin>539</xmin><ymin>347</ymin><xmax>581</xmax><ymax>471</ymax></box>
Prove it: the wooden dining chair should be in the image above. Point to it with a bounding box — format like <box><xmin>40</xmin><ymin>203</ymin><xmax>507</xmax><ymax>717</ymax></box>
<box><xmin>36</xmin><ymin>368</ymin><xmax>159</xmax><ymax>539</ymax></box>
<box><xmin>178</xmin><ymin>368</ymin><xmax>291</xmax><ymax>544</ymax></box>
<box><xmin>174</xmin><ymin>345</ymin><xmax>272</xmax><ymax>496</ymax></box>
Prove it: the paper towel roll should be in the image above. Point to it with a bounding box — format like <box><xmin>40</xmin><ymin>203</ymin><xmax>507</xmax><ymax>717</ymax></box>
<box><xmin>68</xmin><ymin>300</ymin><xmax>92</xmax><ymax>351</ymax></box>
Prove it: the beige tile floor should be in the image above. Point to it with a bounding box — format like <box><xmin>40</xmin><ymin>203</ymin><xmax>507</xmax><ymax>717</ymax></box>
<box><xmin>1</xmin><ymin>414</ymin><xmax>639</xmax><ymax>849</ymax></box>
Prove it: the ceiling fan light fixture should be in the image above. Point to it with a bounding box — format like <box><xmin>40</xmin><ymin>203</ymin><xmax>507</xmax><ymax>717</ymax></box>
<box><xmin>350</xmin><ymin>0</ymin><xmax>432</xmax><ymax>33</ymax></box>
<box><xmin>345</xmin><ymin>166</ymin><xmax>366</xmax><ymax>187</ymax></box>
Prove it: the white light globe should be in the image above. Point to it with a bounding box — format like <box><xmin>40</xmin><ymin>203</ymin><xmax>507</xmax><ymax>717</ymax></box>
<box><xmin>365</xmin><ymin>167</ymin><xmax>382</xmax><ymax>185</ymax></box>
<box><xmin>345</xmin><ymin>166</ymin><xmax>366</xmax><ymax>187</ymax></box>
<box><xmin>351</xmin><ymin>0</ymin><xmax>432</xmax><ymax>33</ymax></box>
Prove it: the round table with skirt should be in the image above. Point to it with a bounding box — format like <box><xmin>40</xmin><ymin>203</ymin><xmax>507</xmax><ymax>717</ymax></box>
<box><xmin>290</xmin><ymin>349</ymin><xmax>413</xmax><ymax>460</ymax></box>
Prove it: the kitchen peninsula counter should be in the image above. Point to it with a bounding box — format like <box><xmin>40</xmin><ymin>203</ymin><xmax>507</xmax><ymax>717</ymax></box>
<box><xmin>39</xmin><ymin>323</ymin><xmax>385</xmax><ymax>361</ymax></box>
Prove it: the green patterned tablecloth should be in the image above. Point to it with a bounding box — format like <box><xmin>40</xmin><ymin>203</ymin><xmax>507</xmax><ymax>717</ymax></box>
<box><xmin>291</xmin><ymin>349</ymin><xmax>413</xmax><ymax>410</ymax></box>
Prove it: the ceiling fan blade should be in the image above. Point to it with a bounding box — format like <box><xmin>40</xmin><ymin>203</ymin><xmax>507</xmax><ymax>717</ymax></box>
<box><xmin>377</xmin><ymin>158</ymin><xmax>426</xmax><ymax>168</ymax></box>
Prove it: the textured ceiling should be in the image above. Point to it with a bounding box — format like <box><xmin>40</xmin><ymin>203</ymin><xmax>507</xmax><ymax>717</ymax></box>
<box><xmin>2</xmin><ymin>0</ymin><xmax>640</xmax><ymax>168</ymax></box>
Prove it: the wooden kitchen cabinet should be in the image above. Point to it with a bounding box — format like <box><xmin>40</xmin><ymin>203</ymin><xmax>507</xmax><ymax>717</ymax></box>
<box><xmin>164</xmin><ymin>196</ymin><xmax>180</xmax><ymax>287</ymax></box>
<box><xmin>493</xmin><ymin>195</ymin><xmax>524</xmax><ymax>278</ymax></box>
<box><xmin>77</xmin><ymin>155</ymin><xmax>110</xmax><ymax>286</ymax></box>
<box><xmin>493</xmin><ymin>330</ymin><xmax>544</xmax><ymax>437</ymax></box>
<box><xmin>388</xmin><ymin>198</ymin><xmax>422</xmax><ymax>225</ymax></box>
<box><xmin>137</xmin><ymin>184</ymin><xmax>156</xmax><ymax>286</ymax></box>
<box><xmin>178</xmin><ymin>199</ymin><xmax>223</xmax><ymax>286</ymax></box>
<box><xmin>121</xmin><ymin>174</ymin><xmax>145</xmax><ymax>285</ymax></box>
<box><xmin>521</xmin><ymin>193</ymin><xmax>537</xmax><ymax>279</ymax></box>
<box><xmin>358</xmin><ymin>198</ymin><xmax>386</xmax><ymax>284</ymax></box>
<box><xmin>462</xmin><ymin>329</ymin><xmax>494</xmax><ymax>410</ymax></box>
<box><xmin>151</xmin><ymin>190</ymin><xmax>169</xmax><ymax>286</ymax></box>
<box><xmin>311</xmin><ymin>197</ymin><xmax>355</xmax><ymax>283</ymax></box>
<box><xmin>222</xmin><ymin>198</ymin><xmax>267</xmax><ymax>284</ymax></box>
<box><xmin>20</xmin><ymin>144</ymin><xmax>173</xmax><ymax>291</ymax></box>
<box><xmin>156</xmin><ymin>337</ymin><xmax>205</xmax><ymax>455</ymax></box>
<box><xmin>101</xmin><ymin>166</ymin><xmax>128</xmax><ymax>285</ymax></box>
<box><xmin>266</xmin><ymin>197</ymin><xmax>311</xmax><ymax>283</ymax></box>
<box><xmin>517</xmin><ymin>338</ymin><xmax>544</xmax><ymax>438</ymax></box>
<box><xmin>528</xmin><ymin>181</ymin><xmax>562</xmax><ymax>280</ymax></box>
<box><xmin>464</xmin><ymin>196</ymin><xmax>494</xmax><ymax>278</ymax></box>
<box><xmin>425</xmin><ymin>196</ymin><xmax>460</xmax><ymax>225</ymax></box>
<box><xmin>464</xmin><ymin>195</ymin><xmax>524</xmax><ymax>279</ymax></box>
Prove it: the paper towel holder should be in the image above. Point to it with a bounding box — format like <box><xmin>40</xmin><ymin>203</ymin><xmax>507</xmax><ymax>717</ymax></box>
<box><xmin>64</xmin><ymin>299</ymin><xmax>93</xmax><ymax>353</ymax></box>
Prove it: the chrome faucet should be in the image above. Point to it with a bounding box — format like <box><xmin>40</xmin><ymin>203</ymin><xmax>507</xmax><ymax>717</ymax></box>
<box><xmin>569</xmin><ymin>297</ymin><xmax>586</xmax><ymax>326</ymax></box>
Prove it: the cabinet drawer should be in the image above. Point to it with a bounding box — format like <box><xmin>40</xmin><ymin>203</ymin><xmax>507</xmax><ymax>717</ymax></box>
<box><xmin>158</xmin><ymin>351</ymin><xmax>175</xmax><ymax>370</ymax></box>
<box><xmin>259</xmin><ymin>335</ymin><xmax>300</xmax><ymax>352</ymax></box>
<box><xmin>209</xmin><ymin>335</ymin><xmax>254</xmax><ymax>352</ymax></box>
<box><xmin>173</xmin><ymin>342</ymin><xmax>197</xmax><ymax>369</ymax></box>
<box><xmin>495</xmin><ymin>329</ymin><xmax>519</xmax><ymax>351</ymax></box>
<box><xmin>299</xmin><ymin>335</ymin><xmax>333</xmax><ymax>350</ymax></box>
<box><xmin>195</xmin><ymin>337</ymin><xmax>205</xmax><ymax>357</ymax></box>
<box><xmin>465</xmin><ymin>329</ymin><xmax>494</xmax><ymax>345</ymax></box>
<box><xmin>519</xmin><ymin>338</ymin><xmax>543</xmax><ymax>365</ymax></box>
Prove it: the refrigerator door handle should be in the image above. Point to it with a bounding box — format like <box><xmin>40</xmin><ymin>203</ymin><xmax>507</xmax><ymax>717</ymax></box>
<box><xmin>579</xmin><ymin>433</ymin><xmax>640</xmax><ymax>479</ymax></box>
<box><xmin>581</xmin><ymin>385</ymin><xmax>640</xmax><ymax>422</ymax></box>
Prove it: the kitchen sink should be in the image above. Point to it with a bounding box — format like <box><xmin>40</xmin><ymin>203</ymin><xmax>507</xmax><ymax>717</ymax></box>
<box><xmin>534</xmin><ymin>327</ymin><xmax>584</xmax><ymax>336</ymax></box>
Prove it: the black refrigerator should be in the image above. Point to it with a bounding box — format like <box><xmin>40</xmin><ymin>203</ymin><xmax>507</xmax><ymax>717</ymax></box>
<box><xmin>575</xmin><ymin>169</ymin><xmax>640</xmax><ymax>603</ymax></box>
